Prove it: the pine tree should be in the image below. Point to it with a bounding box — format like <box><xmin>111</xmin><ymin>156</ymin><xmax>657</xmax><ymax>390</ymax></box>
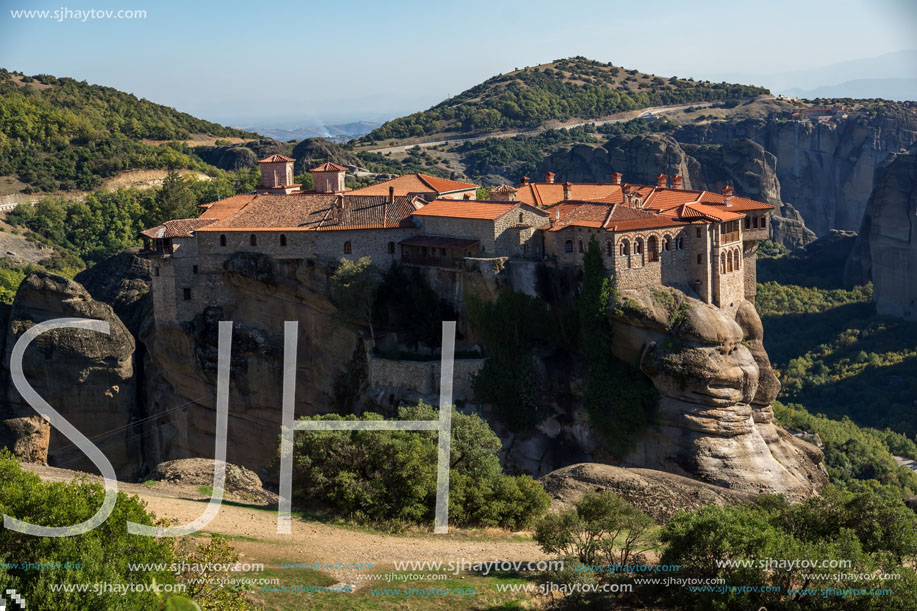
<box><xmin>151</xmin><ymin>169</ymin><xmax>196</xmax><ymax>224</ymax></box>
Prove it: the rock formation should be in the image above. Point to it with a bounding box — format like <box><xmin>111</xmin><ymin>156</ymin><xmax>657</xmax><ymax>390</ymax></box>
<box><xmin>846</xmin><ymin>144</ymin><xmax>917</xmax><ymax>320</ymax></box>
<box><xmin>0</xmin><ymin>272</ymin><xmax>139</xmax><ymax>477</ymax></box>
<box><xmin>608</xmin><ymin>286</ymin><xmax>826</xmax><ymax>498</ymax></box>
<box><xmin>539</xmin><ymin>462</ymin><xmax>756</xmax><ymax>521</ymax></box>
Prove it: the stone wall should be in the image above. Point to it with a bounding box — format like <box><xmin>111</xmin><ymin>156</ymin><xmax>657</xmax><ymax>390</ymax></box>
<box><xmin>369</xmin><ymin>356</ymin><xmax>486</xmax><ymax>402</ymax></box>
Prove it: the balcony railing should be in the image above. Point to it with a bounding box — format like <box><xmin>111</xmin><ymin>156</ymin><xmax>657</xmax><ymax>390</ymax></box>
<box><xmin>401</xmin><ymin>254</ymin><xmax>464</xmax><ymax>268</ymax></box>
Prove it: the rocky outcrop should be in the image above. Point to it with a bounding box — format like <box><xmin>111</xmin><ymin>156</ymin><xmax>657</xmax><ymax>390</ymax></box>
<box><xmin>846</xmin><ymin>145</ymin><xmax>917</xmax><ymax>320</ymax></box>
<box><xmin>608</xmin><ymin>286</ymin><xmax>826</xmax><ymax>498</ymax></box>
<box><xmin>148</xmin><ymin>458</ymin><xmax>276</xmax><ymax>503</ymax></box>
<box><xmin>539</xmin><ymin>462</ymin><xmax>756</xmax><ymax>522</ymax></box>
<box><xmin>75</xmin><ymin>248</ymin><xmax>152</xmax><ymax>335</ymax></box>
<box><xmin>539</xmin><ymin>133</ymin><xmax>816</xmax><ymax>248</ymax></box>
<box><xmin>291</xmin><ymin>138</ymin><xmax>360</xmax><ymax>174</ymax></box>
<box><xmin>0</xmin><ymin>272</ymin><xmax>139</xmax><ymax>477</ymax></box>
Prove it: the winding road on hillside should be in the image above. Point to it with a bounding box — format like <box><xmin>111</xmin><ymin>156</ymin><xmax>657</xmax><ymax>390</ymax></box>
<box><xmin>362</xmin><ymin>101</ymin><xmax>717</xmax><ymax>155</ymax></box>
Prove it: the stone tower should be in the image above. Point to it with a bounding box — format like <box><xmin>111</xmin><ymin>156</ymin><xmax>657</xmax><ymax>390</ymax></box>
<box><xmin>310</xmin><ymin>162</ymin><xmax>347</xmax><ymax>193</ymax></box>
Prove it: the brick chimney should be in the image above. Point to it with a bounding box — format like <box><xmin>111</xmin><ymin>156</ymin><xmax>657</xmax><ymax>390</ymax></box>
<box><xmin>611</xmin><ymin>172</ymin><xmax>622</xmax><ymax>185</ymax></box>
<box><xmin>722</xmin><ymin>185</ymin><xmax>734</xmax><ymax>207</ymax></box>
<box><xmin>672</xmin><ymin>175</ymin><xmax>683</xmax><ymax>190</ymax></box>
<box><xmin>520</xmin><ymin>176</ymin><xmax>530</xmax><ymax>186</ymax></box>
<box><xmin>656</xmin><ymin>173</ymin><xmax>667</xmax><ymax>188</ymax></box>
<box><xmin>563</xmin><ymin>181</ymin><xmax>572</xmax><ymax>200</ymax></box>
<box><xmin>388</xmin><ymin>185</ymin><xmax>395</xmax><ymax>203</ymax></box>
<box><xmin>545</xmin><ymin>171</ymin><xmax>555</xmax><ymax>184</ymax></box>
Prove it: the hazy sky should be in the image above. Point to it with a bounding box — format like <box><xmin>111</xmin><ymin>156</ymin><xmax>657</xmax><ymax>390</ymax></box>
<box><xmin>1</xmin><ymin>0</ymin><xmax>914</xmax><ymax>126</ymax></box>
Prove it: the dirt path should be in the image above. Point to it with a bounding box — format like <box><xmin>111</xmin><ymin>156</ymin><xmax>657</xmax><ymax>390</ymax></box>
<box><xmin>23</xmin><ymin>463</ymin><xmax>548</xmax><ymax>569</ymax></box>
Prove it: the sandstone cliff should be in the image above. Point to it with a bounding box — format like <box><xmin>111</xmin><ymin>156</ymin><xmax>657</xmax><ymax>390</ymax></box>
<box><xmin>0</xmin><ymin>272</ymin><xmax>139</xmax><ymax>477</ymax></box>
<box><xmin>846</xmin><ymin>144</ymin><xmax>917</xmax><ymax>320</ymax></box>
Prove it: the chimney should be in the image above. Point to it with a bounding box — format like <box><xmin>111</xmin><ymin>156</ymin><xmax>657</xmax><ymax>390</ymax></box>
<box><xmin>545</xmin><ymin>171</ymin><xmax>555</xmax><ymax>184</ymax></box>
<box><xmin>722</xmin><ymin>185</ymin><xmax>734</xmax><ymax>207</ymax></box>
<box><xmin>611</xmin><ymin>172</ymin><xmax>622</xmax><ymax>185</ymax></box>
<box><xmin>563</xmin><ymin>181</ymin><xmax>572</xmax><ymax>200</ymax></box>
<box><xmin>656</xmin><ymin>173</ymin><xmax>667</xmax><ymax>188</ymax></box>
<box><xmin>672</xmin><ymin>175</ymin><xmax>683</xmax><ymax>190</ymax></box>
<box><xmin>463</xmin><ymin>192</ymin><xmax>472</xmax><ymax>200</ymax></box>
<box><xmin>388</xmin><ymin>185</ymin><xmax>395</xmax><ymax>203</ymax></box>
<box><xmin>520</xmin><ymin>176</ymin><xmax>530</xmax><ymax>186</ymax></box>
<box><xmin>555</xmin><ymin>209</ymin><xmax>560</xmax><ymax>221</ymax></box>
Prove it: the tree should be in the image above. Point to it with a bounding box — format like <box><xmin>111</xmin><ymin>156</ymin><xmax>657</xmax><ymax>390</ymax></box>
<box><xmin>331</xmin><ymin>256</ymin><xmax>381</xmax><ymax>346</ymax></box>
<box><xmin>151</xmin><ymin>169</ymin><xmax>196</xmax><ymax>224</ymax></box>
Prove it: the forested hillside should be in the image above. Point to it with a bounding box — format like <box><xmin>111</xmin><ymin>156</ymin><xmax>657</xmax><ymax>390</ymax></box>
<box><xmin>362</xmin><ymin>57</ymin><xmax>768</xmax><ymax>141</ymax></box>
<box><xmin>0</xmin><ymin>69</ymin><xmax>256</xmax><ymax>191</ymax></box>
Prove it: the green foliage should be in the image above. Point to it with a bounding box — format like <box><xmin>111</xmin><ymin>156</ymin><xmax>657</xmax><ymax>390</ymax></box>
<box><xmin>0</xmin><ymin>451</ymin><xmax>176</xmax><ymax>610</ymax></box>
<box><xmin>150</xmin><ymin>169</ymin><xmax>197</xmax><ymax>225</ymax></box>
<box><xmin>581</xmin><ymin>237</ymin><xmax>657</xmax><ymax>455</ymax></box>
<box><xmin>0</xmin><ymin>70</ymin><xmax>253</xmax><ymax>190</ymax></box>
<box><xmin>0</xmin><ymin>260</ymin><xmax>27</xmax><ymax>303</ymax></box>
<box><xmin>277</xmin><ymin>403</ymin><xmax>551</xmax><ymax>529</ymax></box>
<box><xmin>657</xmin><ymin>488</ymin><xmax>917</xmax><ymax>610</ymax></box>
<box><xmin>173</xmin><ymin>536</ymin><xmax>253</xmax><ymax>611</ymax></box>
<box><xmin>534</xmin><ymin>491</ymin><xmax>654</xmax><ymax>567</ymax></box>
<box><xmin>372</xmin><ymin>262</ymin><xmax>457</xmax><ymax>350</ymax></box>
<box><xmin>331</xmin><ymin>256</ymin><xmax>381</xmax><ymax>342</ymax></box>
<box><xmin>466</xmin><ymin>290</ymin><xmax>554</xmax><ymax>430</ymax></box>
<box><xmin>362</xmin><ymin>57</ymin><xmax>767</xmax><ymax>140</ymax></box>
<box><xmin>773</xmin><ymin>401</ymin><xmax>917</xmax><ymax>496</ymax></box>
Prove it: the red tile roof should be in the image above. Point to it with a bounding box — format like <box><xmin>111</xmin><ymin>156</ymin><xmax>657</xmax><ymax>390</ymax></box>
<box><xmin>310</xmin><ymin>162</ymin><xmax>347</xmax><ymax>172</ymax></box>
<box><xmin>198</xmin><ymin>193</ymin><xmax>258</xmax><ymax>220</ymax></box>
<box><xmin>140</xmin><ymin>218</ymin><xmax>216</xmax><ymax>239</ymax></box>
<box><xmin>411</xmin><ymin>200</ymin><xmax>516</xmax><ymax>220</ymax></box>
<box><xmin>258</xmin><ymin>154</ymin><xmax>295</xmax><ymax>163</ymax></box>
<box><xmin>348</xmin><ymin>173</ymin><xmax>477</xmax><ymax>197</ymax></box>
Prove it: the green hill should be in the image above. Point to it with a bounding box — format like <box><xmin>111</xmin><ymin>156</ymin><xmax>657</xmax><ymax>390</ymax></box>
<box><xmin>0</xmin><ymin>69</ymin><xmax>258</xmax><ymax>191</ymax></box>
<box><xmin>361</xmin><ymin>57</ymin><xmax>768</xmax><ymax>142</ymax></box>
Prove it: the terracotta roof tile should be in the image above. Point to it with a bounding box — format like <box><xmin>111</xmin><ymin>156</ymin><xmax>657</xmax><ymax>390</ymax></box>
<box><xmin>310</xmin><ymin>162</ymin><xmax>347</xmax><ymax>172</ymax></box>
<box><xmin>411</xmin><ymin>200</ymin><xmax>516</xmax><ymax>220</ymax></box>
<box><xmin>258</xmin><ymin>154</ymin><xmax>295</xmax><ymax>163</ymax></box>
<box><xmin>140</xmin><ymin>218</ymin><xmax>216</xmax><ymax>239</ymax></box>
<box><xmin>198</xmin><ymin>193</ymin><xmax>258</xmax><ymax>220</ymax></box>
<box><xmin>348</xmin><ymin>173</ymin><xmax>477</xmax><ymax>197</ymax></box>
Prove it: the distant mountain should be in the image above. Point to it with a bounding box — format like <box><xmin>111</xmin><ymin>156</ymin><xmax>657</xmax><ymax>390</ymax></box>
<box><xmin>360</xmin><ymin>57</ymin><xmax>769</xmax><ymax>142</ymax></box>
<box><xmin>712</xmin><ymin>50</ymin><xmax>917</xmax><ymax>102</ymax></box>
<box><xmin>783</xmin><ymin>78</ymin><xmax>917</xmax><ymax>102</ymax></box>
<box><xmin>0</xmin><ymin>68</ymin><xmax>257</xmax><ymax>191</ymax></box>
<box><xmin>239</xmin><ymin>121</ymin><xmax>380</xmax><ymax>143</ymax></box>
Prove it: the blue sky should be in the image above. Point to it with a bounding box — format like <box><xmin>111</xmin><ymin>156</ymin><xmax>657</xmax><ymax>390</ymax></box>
<box><xmin>1</xmin><ymin>0</ymin><xmax>914</xmax><ymax>126</ymax></box>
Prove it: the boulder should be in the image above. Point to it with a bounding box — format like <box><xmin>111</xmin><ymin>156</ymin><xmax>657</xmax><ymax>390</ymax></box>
<box><xmin>149</xmin><ymin>458</ymin><xmax>276</xmax><ymax>503</ymax></box>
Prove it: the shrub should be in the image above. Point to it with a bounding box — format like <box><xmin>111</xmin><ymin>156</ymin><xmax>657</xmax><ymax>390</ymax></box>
<box><xmin>278</xmin><ymin>403</ymin><xmax>550</xmax><ymax>529</ymax></box>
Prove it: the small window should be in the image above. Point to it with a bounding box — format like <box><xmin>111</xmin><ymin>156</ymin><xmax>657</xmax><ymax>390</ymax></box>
<box><xmin>219</xmin><ymin>234</ymin><xmax>227</xmax><ymax>247</ymax></box>
<box><xmin>344</xmin><ymin>241</ymin><xmax>352</xmax><ymax>254</ymax></box>
<box><xmin>664</xmin><ymin>237</ymin><xmax>672</xmax><ymax>251</ymax></box>
<box><xmin>519</xmin><ymin>212</ymin><xmax>524</xmax><ymax>223</ymax></box>
<box><xmin>696</xmin><ymin>227</ymin><xmax>701</xmax><ymax>238</ymax></box>
<box><xmin>280</xmin><ymin>234</ymin><xmax>287</xmax><ymax>247</ymax></box>
<box><xmin>745</xmin><ymin>217</ymin><xmax>751</xmax><ymax>229</ymax></box>
<box><xmin>250</xmin><ymin>234</ymin><xmax>257</xmax><ymax>247</ymax></box>
<box><xmin>192</xmin><ymin>265</ymin><xmax>198</xmax><ymax>274</ymax></box>
<box><xmin>183</xmin><ymin>288</ymin><xmax>191</xmax><ymax>301</ymax></box>
<box><xmin>388</xmin><ymin>241</ymin><xmax>395</xmax><ymax>254</ymax></box>
<box><xmin>154</xmin><ymin>266</ymin><xmax>160</xmax><ymax>277</ymax></box>
<box><xmin>578</xmin><ymin>240</ymin><xmax>584</xmax><ymax>253</ymax></box>
<box><xmin>606</xmin><ymin>240</ymin><xmax>612</xmax><ymax>256</ymax></box>
<box><xmin>761</xmin><ymin>217</ymin><xmax>766</xmax><ymax>228</ymax></box>
<box><xmin>721</xmin><ymin>253</ymin><xmax>726</xmax><ymax>273</ymax></box>
<box><xmin>677</xmin><ymin>237</ymin><xmax>684</xmax><ymax>249</ymax></box>
<box><xmin>565</xmin><ymin>240</ymin><xmax>573</xmax><ymax>253</ymax></box>
<box><xmin>441</xmin><ymin>248</ymin><xmax>447</xmax><ymax>256</ymax></box>
<box><xmin>697</xmin><ymin>254</ymin><xmax>703</xmax><ymax>264</ymax></box>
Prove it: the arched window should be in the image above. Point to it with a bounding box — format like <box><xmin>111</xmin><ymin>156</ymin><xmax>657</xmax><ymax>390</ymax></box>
<box><xmin>219</xmin><ymin>234</ymin><xmax>226</xmax><ymax>247</ymax></box>
<box><xmin>663</xmin><ymin>235</ymin><xmax>672</xmax><ymax>251</ymax></box>
<box><xmin>578</xmin><ymin>240</ymin><xmax>584</xmax><ymax>253</ymax></box>
<box><xmin>635</xmin><ymin>238</ymin><xmax>643</xmax><ymax>254</ymax></box>
<box><xmin>647</xmin><ymin>236</ymin><xmax>658</xmax><ymax>262</ymax></box>
<box><xmin>735</xmin><ymin>249</ymin><xmax>741</xmax><ymax>269</ymax></box>
<box><xmin>727</xmin><ymin>252</ymin><xmax>734</xmax><ymax>272</ymax></box>
<box><xmin>344</xmin><ymin>241</ymin><xmax>352</xmax><ymax>254</ymax></box>
<box><xmin>250</xmin><ymin>234</ymin><xmax>257</xmax><ymax>247</ymax></box>
<box><xmin>677</xmin><ymin>236</ymin><xmax>684</xmax><ymax>250</ymax></box>
<box><xmin>620</xmin><ymin>240</ymin><xmax>629</xmax><ymax>256</ymax></box>
<box><xmin>721</xmin><ymin>253</ymin><xmax>726</xmax><ymax>273</ymax></box>
<box><xmin>606</xmin><ymin>240</ymin><xmax>612</xmax><ymax>256</ymax></box>
<box><xmin>565</xmin><ymin>240</ymin><xmax>573</xmax><ymax>253</ymax></box>
<box><xmin>388</xmin><ymin>241</ymin><xmax>395</xmax><ymax>254</ymax></box>
<box><xmin>279</xmin><ymin>234</ymin><xmax>287</xmax><ymax>247</ymax></box>
<box><xmin>519</xmin><ymin>212</ymin><xmax>524</xmax><ymax>223</ymax></box>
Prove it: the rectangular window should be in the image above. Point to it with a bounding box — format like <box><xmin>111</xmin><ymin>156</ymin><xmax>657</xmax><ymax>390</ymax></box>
<box><xmin>697</xmin><ymin>254</ymin><xmax>703</xmax><ymax>264</ymax></box>
<box><xmin>183</xmin><ymin>288</ymin><xmax>191</xmax><ymax>301</ymax></box>
<box><xmin>696</xmin><ymin>227</ymin><xmax>701</xmax><ymax>238</ymax></box>
<box><xmin>192</xmin><ymin>265</ymin><xmax>198</xmax><ymax>274</ymax></box>
<box><xmin>154</xmin><ymin>267</ymin><xmax>160</xmax><ymax>277</ymax></box>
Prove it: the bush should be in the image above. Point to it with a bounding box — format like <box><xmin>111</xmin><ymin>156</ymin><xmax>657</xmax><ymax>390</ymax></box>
<box><xmin>534</xmin><ymin>490</ymin><xmax>654</xmax><ymax>567</ymax></box>
<box><xmin>278</xmin><ymin>403</ymin><xmax>550</xmax><ymax>529</ymax></box>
